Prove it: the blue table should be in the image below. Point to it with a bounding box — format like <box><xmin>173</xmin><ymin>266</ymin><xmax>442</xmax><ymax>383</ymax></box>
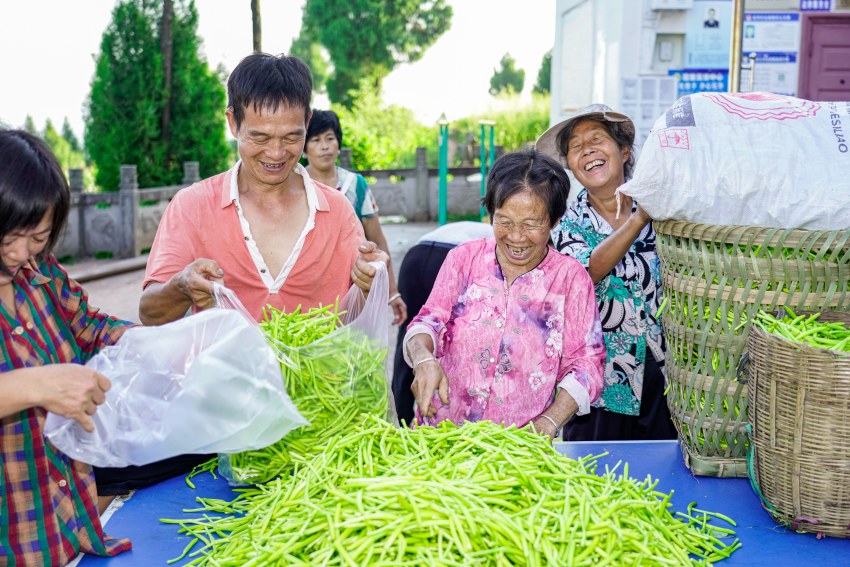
<box><xmin>78</xmin><ymin>441</ymin><xmax>847</xmax><ymax>565</ymax></box>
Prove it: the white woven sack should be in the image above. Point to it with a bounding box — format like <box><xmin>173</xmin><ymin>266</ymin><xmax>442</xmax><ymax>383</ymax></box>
<box><xmin>620</xmin><ymin>93</ymin><xmax>850</xmax><ymax>230</ymax></box>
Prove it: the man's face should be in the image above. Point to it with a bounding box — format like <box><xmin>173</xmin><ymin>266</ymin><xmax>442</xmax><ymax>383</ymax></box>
<box><xmin>226</xmin><ymin>104</ymin><xmax>311</xmax><ymax>190</ymax></box>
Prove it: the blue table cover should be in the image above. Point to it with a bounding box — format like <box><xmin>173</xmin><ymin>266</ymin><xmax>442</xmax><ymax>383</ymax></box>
<box><xmin>78</xmin><ymin>440</ymin><xmax>848</xmax><ymax>565</ymax></box>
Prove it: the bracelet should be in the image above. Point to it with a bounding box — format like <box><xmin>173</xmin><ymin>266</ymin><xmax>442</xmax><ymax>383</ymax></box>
<box><xmin>539</xmin><ymin>414</ymin><xmax>560</xmax><ymax>433</ymax></box>
<box><xmin>388</xmin><ymin>292</ymin><xmax>402</xmax><ymax>305</ymax></box>
<box><xmin>412</xmin><ymin>356</ymin><xmax>437</xmax><ymax>373</ymax></box>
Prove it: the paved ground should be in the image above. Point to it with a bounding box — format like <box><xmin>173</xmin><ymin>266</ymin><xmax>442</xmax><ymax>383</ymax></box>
<box><xmin>70</xmin><ymin>222</ymin><xmax>439</xmax><ymax>328</ymax></box>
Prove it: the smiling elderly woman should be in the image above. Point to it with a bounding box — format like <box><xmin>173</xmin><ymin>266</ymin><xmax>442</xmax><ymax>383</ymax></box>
<box><xmin>536</xmin><ymin>104</ymin><xmax>678</xmax><ymax>442</ymax></box>
<box><xmin>403</xmin><ymin>149</ymin><xmax>605</xmax><ymax>439</ymax></box>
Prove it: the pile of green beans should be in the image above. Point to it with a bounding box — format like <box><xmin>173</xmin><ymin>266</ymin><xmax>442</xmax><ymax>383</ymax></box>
<box><xmin>219</xmin><ymin>304</ymin><xmax>389</xmax><ymax>485</ymax></box>
<box><xmin>755</xmin><ymin>308</ymin><xmax>850</xmax><ymax>352</ymax></box>
<box><xmin>166</xmin><ymin>418</ymin><xmax>740</xmax><ymax>566</ymax></box>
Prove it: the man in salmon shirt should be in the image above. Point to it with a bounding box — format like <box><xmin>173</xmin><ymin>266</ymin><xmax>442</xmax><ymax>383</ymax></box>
<box><xmin>138</xmin><ymin>52</ymin><xmax>387</xmax><ymax>325</ymax></box>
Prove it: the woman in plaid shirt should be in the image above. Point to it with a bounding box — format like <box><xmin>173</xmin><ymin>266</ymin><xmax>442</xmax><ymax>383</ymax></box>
<box><xmin>0</xmin><ymin>130</ymin><xmax>131</xmax><ymax>565</ymax></box>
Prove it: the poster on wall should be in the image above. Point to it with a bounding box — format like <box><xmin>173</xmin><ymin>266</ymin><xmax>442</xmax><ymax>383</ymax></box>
<box><xmin>621</xmin><ymin>76</ymin><xmax>678</xmax><ymax>148</ymax></box>
<box><xmin>684</xmin><ymin>0</ymin><xmax>733</xmax><ymax>70</ymax></box>
<box><xmin>742</xmin><ymin>12</ymin><xmax>801</xmax><ymax>96</ymax></box>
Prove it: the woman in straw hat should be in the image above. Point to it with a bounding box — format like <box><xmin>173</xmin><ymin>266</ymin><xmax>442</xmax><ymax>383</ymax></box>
<box><xmin>536</xmin><ymin>105</ymin><xmax>677</xmax><ymax>442</ymax></box>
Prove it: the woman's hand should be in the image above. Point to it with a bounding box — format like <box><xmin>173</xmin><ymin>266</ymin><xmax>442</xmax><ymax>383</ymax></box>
<box><xmin>389</xmin><ymin>294</ymin><xmax>408</xmax><ymax>326</ymax></box>
<box><xmin>411</xmin><ymin>359</ymin><xmax>449</xmax><ymax>418</ymax></box>
<box><xmin>634</xmin><ymin>204</ymin><xmax>652</xmax><ymax>226</ymax></box>
<box><xmin>530</xmin><ymin>415</ymin><xmax>559</xmax><ymax>441</ymax></box>
<box><xmin>34</xmin><ymin>364</ymin><xmax>112</xmax><ymax>433</ymax></box>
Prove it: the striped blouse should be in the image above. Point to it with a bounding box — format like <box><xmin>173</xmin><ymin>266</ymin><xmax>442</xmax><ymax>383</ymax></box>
<box><xmin>0</xmin><ymin>255</ymin><xmax>132</xmax><ymax>566</ymax></box>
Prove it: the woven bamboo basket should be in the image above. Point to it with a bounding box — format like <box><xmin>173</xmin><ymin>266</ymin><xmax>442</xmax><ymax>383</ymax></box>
<box><xmin>746</xmin><ymin>312</ymin><xmax>850</xmax><ymax>537</ymax></box>
<box><xmin>654</xmin><ymin>220</ymin><xmax>850</xmax><ymax>477</ymax></box>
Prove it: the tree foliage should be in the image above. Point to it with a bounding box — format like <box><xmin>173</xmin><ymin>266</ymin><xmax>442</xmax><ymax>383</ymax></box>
<box><xmin>85</xmin><ymin>0</ymin><xmax>231</xmax><ymax>191</ymax></box>
<box><xmin>289</xmin><ymin>23</ymin><xmax>329</xmax><ymax>94</ymax></box>
<box><xmin>61</xmin><ymin>118</ymin><xmax>81</xmax><ymax>153</ymax></box>
<box><xmin>43</xmin><ymin>119</ymin><xmax>86</xmax><ymax>175</ymax></box>
<box><xmin>533</xmin><ymin>50</ymin><xmax>551</xmax><ymax>95</ymax></box>
<box><xmin>298</xmin><ymin>0</ymin><xmax>452</xmax><ymax>107</ymax></box>
<box><xmin>23</xmin><ymin>115</ymin><xmax>38</xmax><ymax>135</ymax></box>
<box><xmin>489</xmin><ymin>53</ymin><xmax>525</xmax><ymax>96</ymax></box>
<box><xmin>450</xmin><ymin>94</ymin><xmax>550</xmax><ymax>165</ymax></box>
<box><xmin>333</xmin><ymin>85</ymin><xmax>436</xmax><ymax>169</ymax></box>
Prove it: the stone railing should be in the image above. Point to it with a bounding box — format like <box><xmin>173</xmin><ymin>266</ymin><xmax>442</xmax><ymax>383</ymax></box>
<box><xmin>56</xmin><ymin>148</ymin><xmax>487</xmax><ymax>260</ymax></box>
<box><xmin>55</xmin><ymin>162</ymin><xmax>199</xmax><ymax>260</ymax></box>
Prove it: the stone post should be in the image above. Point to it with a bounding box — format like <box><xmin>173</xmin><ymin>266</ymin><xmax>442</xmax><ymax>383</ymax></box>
<box><xmin>339</xmin><ymin>148</ymin><xmax>353</xmax><ymax>170</ymax></box>
<box><xmin>414</xmin><ymin>147</ymin><xmax>430</xmax><ymax>222</ymax></box>
<box><xmin>182</xmin><ymin>161</ymin><xmax>200</xmax><ymax>185</ymax></box>
<box><xmin>119</xmin><ymin>165</ymin><xmax>139</xmax><ymax>258</ymax></box>
<box><xmin>69</xmin><ymin>168</ymin><xmax>85</xmax><ymax>258</ymax></box>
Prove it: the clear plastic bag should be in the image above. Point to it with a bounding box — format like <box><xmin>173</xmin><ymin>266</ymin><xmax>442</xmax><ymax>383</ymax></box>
<box><xmin>44</xmin><ymin>301</ymin><xmax>307</xmax><ymax>468</ymax></box>
<box><xmin>220</xmin><ymin>261</ymin><xmax>397</xmax><ymax>485</ymax></box>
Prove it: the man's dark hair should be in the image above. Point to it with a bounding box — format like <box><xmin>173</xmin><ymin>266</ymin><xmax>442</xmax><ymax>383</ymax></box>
<box><xmin>482</xmin><ymin>149</ymin><xmax>570</xmax><ymax>226</ymax></box>
<box><xmin>556</xmin><ymin>118</ymin><xmax>636</xmax><ymax>180</ymax></box>
<box><xmin>227</xmin><ymin>53</ymin><xmax>313</xmax><ymax>130</ymax></box>
<box><xmin>306</xmin><ymin>109</ymin><xmax>343</xmax><ymax>146</ymax></box>
<box><xmin>0</xmin><ymin>129</ymin><xmax>70</xmax><ymax>275</ymax></box>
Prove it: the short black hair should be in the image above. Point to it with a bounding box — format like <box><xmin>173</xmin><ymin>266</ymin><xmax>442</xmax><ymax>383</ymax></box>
<box><xmin>556</xmin><ymin>118</ymin><xmax>636</xmax><ymax>180</ymax></box>
<box><xmin>482</xmin><ymin>149</ymin><xmax>570</xmax><ymax>226</ymax></box>
<box><xmin>0</xmin><ymin>129</ymin><xmax>70</xmax><ymax>275</ymax></box>
<box><xmin>306</xmin><ymin>109</ymin><xmax>343</xmax><ymax>146</ymax></box>
<box><xmin>227</xmin><ymin>52</ymin><xmax>313</xmax><ymax>130</ymax></box>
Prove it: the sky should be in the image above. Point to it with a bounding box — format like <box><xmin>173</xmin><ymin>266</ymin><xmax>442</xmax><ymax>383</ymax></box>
<box><xmin>0</xmin><ymin>0</ymin><xmax>555</xmax><ymax>141</ymax></box>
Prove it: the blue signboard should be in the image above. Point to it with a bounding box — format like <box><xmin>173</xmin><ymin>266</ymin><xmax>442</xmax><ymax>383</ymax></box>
<box><xmin>668</xmin><ymin>69</ymin><xmax>729</xmax><ymax>97</ymax></box>
<box><xmin>799</xmin><ymin>0</ymin><xmax>831</xmax><ymax>11</ymax></box>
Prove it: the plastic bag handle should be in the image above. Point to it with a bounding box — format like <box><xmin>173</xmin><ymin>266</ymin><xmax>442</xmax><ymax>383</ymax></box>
<box><xmin>212</xmin><ymin>282</ymin><xmax>256</xmax><ymax>324</ymax></box>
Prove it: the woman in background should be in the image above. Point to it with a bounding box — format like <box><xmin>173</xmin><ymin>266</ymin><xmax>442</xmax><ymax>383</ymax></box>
<box><xmin>304</xmin><ymin>109</ymin><xmax>407</xmax><ymax>325</ymax></box>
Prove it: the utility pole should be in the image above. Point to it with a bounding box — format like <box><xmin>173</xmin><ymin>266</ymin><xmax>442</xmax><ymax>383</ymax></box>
<box><xmin>251</xmin><ymin>0</ymin><xmax>262</xmax><ymax>52</ymax></box>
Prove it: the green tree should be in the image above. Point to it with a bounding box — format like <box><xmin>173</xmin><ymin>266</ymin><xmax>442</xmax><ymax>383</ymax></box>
<box><xmin>333</xmin><ymin>86</ymin><xmax>435</xmax><ymax>170</ymax></box>
<box><xmin>533</xmin><ymin>50</ymin><xmax>551</xmax><ymax>95</ymax></box>
<box><xmin>451</xmin><ymin>94</ymin><xmax>550</xmax><ymax>166</ymax></box>
<box><xmin>61</xmin><ymin>118</ymin><xmax>81</xmax><ymax>153</ymax></box>
<box><xmin>299</xmin><ymin>0</ymin><xmax>452</xmax><ymax>107</ymax></box>
<box><xmin>489</xmin><ymin>53</ymin><xmax>525</xmax><ymax>96</ymax></box>
<box><xmin>43</xmin><ymin>119</ymin><xmax>86</xmax><ymax>175</ymax></box>
<box><xmin>23</xmin><ymin>115</ymin><xmax>38</xmax><ymax>134</ymax></box>
<box><xmin>289</xmin><ymin>22</ymin><xmax>329</xmax><ymax>94</ymax></box>
<box><xmin>85</xmin><ymin>0</ymin><xmax>231</xmax><ymax>191</ymax></box>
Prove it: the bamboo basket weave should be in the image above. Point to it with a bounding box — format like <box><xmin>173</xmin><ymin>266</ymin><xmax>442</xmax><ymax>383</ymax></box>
<box><xmin>654</xmin><ymin>221</ymin><xmax>850</xmax><ymax>477</ymax></box>
<box><xmin>746</xmin><ymin>312</ymin><xmax>850</xmax><ymax>537</ymax></box>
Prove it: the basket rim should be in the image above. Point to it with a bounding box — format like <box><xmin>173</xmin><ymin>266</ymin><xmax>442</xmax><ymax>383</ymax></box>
<box><xmin>654</xmin><ymin>219</ymin><xmax>850</xmax><ymax>243</ymax></box>
<box><xmin>749</xmin><ymin>321</ymin><xmax>850</xmax><ymax>359</ymax></box>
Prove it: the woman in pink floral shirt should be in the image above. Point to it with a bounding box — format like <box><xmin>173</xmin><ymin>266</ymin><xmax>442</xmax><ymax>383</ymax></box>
<box><xmin>403</xmin><ymin>150</ymin><xmax>605</xmax><ymax>439</ymax></box>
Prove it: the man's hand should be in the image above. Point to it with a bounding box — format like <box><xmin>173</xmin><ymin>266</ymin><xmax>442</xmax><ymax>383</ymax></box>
<box><xmin>411</xmin><ymin>359</ymin><xmax>449</xmax><ymax>419</ymax></box>
<box><xmin>351</xmin><ymin>241</ymin><xmax>390</xmax><ymax>293</ymax></box>
<box><xmin>35</xmin><ymin>364</ymin><xmax>112</xmax><ymax>433</ymax></box>
<box><xmin>175</xmin><ymin>258</ymin><xmax>225</xmax><ymax>309</ymax></box>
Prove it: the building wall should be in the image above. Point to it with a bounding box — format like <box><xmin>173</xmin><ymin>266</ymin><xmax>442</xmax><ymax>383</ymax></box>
<box><xmin>550</xmin><ymin>0</ymin><xmax>850</xmax><ymax>143</ymax></box>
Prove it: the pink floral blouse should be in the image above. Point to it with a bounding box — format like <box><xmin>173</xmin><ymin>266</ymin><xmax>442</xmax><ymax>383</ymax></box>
<box><xmin>403</xmin><ymin>238</ymin><xmax>605</xmax><ymax>428</ymax></box>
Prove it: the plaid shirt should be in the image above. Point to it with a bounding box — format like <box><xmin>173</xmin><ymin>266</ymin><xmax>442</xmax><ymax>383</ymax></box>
<box><xmin>0</xmin><ymin>255</ymin><xmax>132</xmax><ymax>566</ymax></box>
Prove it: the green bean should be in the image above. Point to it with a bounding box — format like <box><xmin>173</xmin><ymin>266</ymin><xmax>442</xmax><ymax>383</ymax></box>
<box><xmin>220</xmin><ymin>303</ymin><xmax>390</xmax><ymax>484</ymax></box>
<box><xmin>755</xmin><ymin>308</ymin><xmax>850</xmax><ymax>353</ymax></box>
<box><xmin>164</xmin><ymin>418</ymin><xmax>740</xmax><ymax>565</ymax></box>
